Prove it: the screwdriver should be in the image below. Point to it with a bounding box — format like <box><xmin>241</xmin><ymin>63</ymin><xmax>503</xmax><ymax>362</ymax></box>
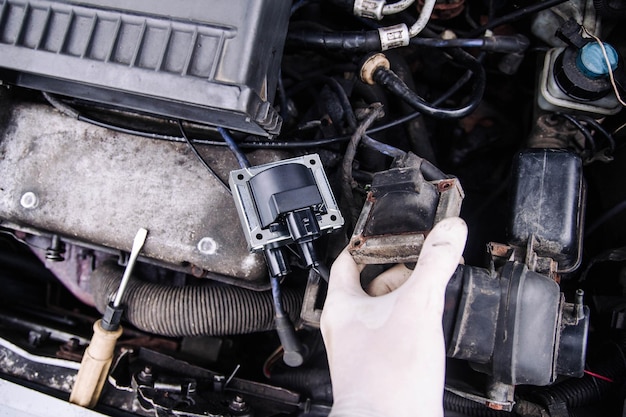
<box><xmin>70</xmin><ymin>228</ymin><xmax>148</xmax><ymax>408</ymax></box>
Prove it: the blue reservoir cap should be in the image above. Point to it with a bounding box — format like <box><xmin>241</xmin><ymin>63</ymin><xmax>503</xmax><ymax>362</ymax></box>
<box><xmin>577</xmin><ymin>42</ymin><xmax>619</xmax><ymax>79</ymax></box>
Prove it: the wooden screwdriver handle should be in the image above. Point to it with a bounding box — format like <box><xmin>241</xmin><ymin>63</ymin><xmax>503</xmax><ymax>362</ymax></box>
<box><xmin>69</xmin><ymin>319</ymin><xmax>123</xmax><ymax>408</ymax></box>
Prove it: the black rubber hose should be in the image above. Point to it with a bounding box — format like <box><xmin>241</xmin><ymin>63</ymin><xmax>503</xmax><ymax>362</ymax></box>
<box><xmin>531</xmin><ymin>343</ymin><xmax>626</xmax><ymax>413</ymax></box>
<box><xmin>90</xmin><ymin>262</ymin><xmax>302</xmax><ymax>337</ymax></box>
<box><xmin>372</xmin><ymin>50</ymin><xmax>485</xmax><ymax>119</ymax></box>
<box><xmin>444</xmin><ymin>391</ymin><xmax>510</xmax><ymax>417</ymax></box>
<box><xmin>287</xmin><ymin>30</ymin><xmax>381</xmax><ymax>52</ymax></box>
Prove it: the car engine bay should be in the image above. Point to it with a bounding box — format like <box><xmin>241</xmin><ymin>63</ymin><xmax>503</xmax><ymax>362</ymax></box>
<box><xmin>0</xmin><ymin>0</ymin><xmax>625</xmax><ymax>416</ymax></box>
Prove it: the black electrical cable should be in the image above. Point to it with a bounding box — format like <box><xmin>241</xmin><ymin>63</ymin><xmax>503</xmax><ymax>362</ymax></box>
<box><xmin>367</xmin><ymin>69</ymin><xmax>474</xmax><ymax>134</ymax></box>
<box><xmin>178</xmin><ymin>121</ymin><xmax>231</xmax><ymax>193</ymax></box>
<box><xmin>467</xmin><ymin>0</ymin><xmax>569</xmax><ymax>37</ymax></box>
<box><xmin>218</xmin><ymin>127</ymin><xmax>251</xmax><ymax>169</ymax></box>
<box><xmin>410</xmin><ymin>38</ymin><xmax>483</xmax><ymax>48</ymax></box>
<box><xmin>556</xmin><ymin>113</ymin><xmax>597</xmax><ymax>155</ymax></box>
<box><xmin>372</xmin><ymin>49</ymin><xmax>486</xmax><ymax>119</ymax></box>
<box><xmin>42</xmin><ymin>61</ymin><xmax>474</xmax><ymax>150</ymax></box>
<box><xmin>270</xmin><ymin>275</ymin><xmax>286</xmax><ymax>316</ymax></box>
<box><xmin>361</xmin><ymin>134</ymin><xmax>406</xmax><ymax>159</ymax></box>
<box><xmin>270</xmin><ymin>273</ymin><xmax>306</xmax><ymax>367</ymax></box>
<box><xmin>342</xmin><ymin>103</ymin><xmax>385</xmax><ymax>226</ymax></box>
<box><xmin>409</xmin><ymin>35</ymin><xmax>529</xmax><ymax>53</ymax></box>
<box><xmin>325</xmin><ymin>77</ymin><xmax>358</xmax><ymax>130</ymax></box>
<box><xmin>221</xmin><ymin>67</ymin><xmax>475</xmax><ymax>149</ymax></box>
<box><xmin>287</xmin><ymin>29</ymin><xmax>381</xmax><ymax>53</ymax></box>
<box><xmin>577</xmin><ymin>115</ymin><xmax>616</xmax><ymax>152</ymax></box>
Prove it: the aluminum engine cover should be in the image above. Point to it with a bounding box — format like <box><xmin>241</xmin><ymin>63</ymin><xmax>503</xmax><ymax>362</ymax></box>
<box><xmin>0</xmin><ymin>101</ymin><xmax>276</xmax><ymax>289</ymax></box>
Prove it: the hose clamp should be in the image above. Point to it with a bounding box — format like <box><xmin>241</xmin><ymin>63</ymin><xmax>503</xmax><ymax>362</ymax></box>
<box><xmin>353</xmin><ymin>0</ymin><xmax>385</xmax><ymax>20</ymax></box>
<box><xmin>378</xmin><ymin>24</ymin><xmax>410</xmax><ymax>50</ymax></box>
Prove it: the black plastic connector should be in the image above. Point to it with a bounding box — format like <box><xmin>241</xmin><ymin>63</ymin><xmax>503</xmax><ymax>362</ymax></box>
<box><xmin>101</xmin><ymin>301</ymin><xmax>124</xmax><ymax>331</ymax></box>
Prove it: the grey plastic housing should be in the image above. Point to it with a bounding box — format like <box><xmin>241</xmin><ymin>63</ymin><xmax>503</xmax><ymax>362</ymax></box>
<box><xmin>0</xmin><ymin>0</ymin><xmax>289</xmax><ymax>136</ymax></box>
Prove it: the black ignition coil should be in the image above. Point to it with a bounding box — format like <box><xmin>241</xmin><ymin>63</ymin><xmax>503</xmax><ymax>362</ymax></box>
<box><xmin>230</xmin><ymin>154</ymin><xmax>343</xmax><ymax>366</ymax></box>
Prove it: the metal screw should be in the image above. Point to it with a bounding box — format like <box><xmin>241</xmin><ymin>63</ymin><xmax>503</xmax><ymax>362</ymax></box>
<box><xmin>197</xmin><ymin>237</ymin><xmax>218</xmax><ymax>255</ymax></box>
<box><xmin>20</xmin><ymin>192</ymin><xmax>38</xmax><ymax>209</ymax></box>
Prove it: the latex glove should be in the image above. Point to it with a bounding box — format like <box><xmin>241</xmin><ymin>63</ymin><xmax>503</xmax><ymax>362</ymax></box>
<box><xmin>321</xmin><ymin>217</ymin><xmax>467</xmax><ymax>417</ymax></box>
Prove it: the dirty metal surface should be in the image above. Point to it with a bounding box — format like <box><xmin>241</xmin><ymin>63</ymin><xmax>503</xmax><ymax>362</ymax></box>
<box><xmin>0</xmin><ymin>102</ymin><xmax>270</xmax><ymax>288</ymax></box>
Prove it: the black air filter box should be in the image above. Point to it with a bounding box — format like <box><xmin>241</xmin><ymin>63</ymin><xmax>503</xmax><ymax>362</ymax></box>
<box><xmin>0</xmin><ymin>0</ymin><xmax>289</xmax><ymax>136</ymax></box>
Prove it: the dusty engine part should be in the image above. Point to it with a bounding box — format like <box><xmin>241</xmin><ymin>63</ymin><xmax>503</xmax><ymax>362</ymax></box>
<box><xmin>349</xmin><ymin>153</ymin><xmax>464</xmax><ymax>264</ymax></box>
<box><xmin>342</xmin><ymin>148</ymin><xmax>589</xmax><ymax>410</ymax></box>
<box><xmin>0</xmin><ymin>0</ymin><xmax>289</xmax><ymax>136</ymax></box>
<box><xmin>508</xmin><ymin>149</ymin><xmax>585</xmax><ymax>274</ymax></box>
<box><xmin>443</xmin><ymin>262</ymin><xmax>589</xmax><ymax>410</ymax></box>
<box><xmin>0</xmin><ymin>102</ymin><xmax>273</xmax><ymax>289</ymax></box>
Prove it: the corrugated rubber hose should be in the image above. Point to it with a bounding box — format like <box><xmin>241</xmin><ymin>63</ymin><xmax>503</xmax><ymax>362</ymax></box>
<box><xmin>91</xmin><ymin>262</ymin><xmax>303</xmax><ymax>337</ymax></box>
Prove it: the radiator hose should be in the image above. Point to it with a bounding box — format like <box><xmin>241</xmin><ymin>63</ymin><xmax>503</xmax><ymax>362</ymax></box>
<box><xmin>90</xmin><ymin>262</ymin><xmax>303</xmax><ymax>337</ymax></box>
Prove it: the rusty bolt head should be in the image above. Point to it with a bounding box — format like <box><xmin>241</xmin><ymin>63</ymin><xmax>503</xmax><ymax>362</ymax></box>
<box><xmin>437</xmin><ymin>179</ymin><xmax>456</xmax><ymax>192</ymax></box>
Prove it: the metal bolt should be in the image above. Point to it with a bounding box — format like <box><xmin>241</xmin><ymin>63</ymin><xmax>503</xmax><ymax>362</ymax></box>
<box><xmin>197</xmin><ymin>237</ymin><xmax>218</xmax><ymax>255</ymax></box>
<box><xmin>65</xmin><ymin>338</ymin><xmax>80</xmax><ymax>351</ymax></box>
<box><xmin>28</xmin><ymin>330</ymin><xmax>49</xmax><ymax>347</ymax></box>
<box><xmin>229</xmin><ymin>395</ymin><xmax>248</xmax><ymax>412</ymax></box>
<box><xmin>20</xmin><ymin>192</ymin><xmax>38</xmax><ymax>209</ymax></box>
<box><xmin>46</xmin><ymin>235</ymin><xmax>65</xmax><ymax>262</ymax></box>
<box><xmin>137</xmin><ymin>365</ymin><xmax>154</xmax><ymax>384</ymax></box>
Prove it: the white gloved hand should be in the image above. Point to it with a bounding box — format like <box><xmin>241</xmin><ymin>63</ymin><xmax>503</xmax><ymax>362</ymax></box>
<box><xmin>321</xmin><ymin>217</ymin><xmax>468</xmax><ymax>417</ymax></box>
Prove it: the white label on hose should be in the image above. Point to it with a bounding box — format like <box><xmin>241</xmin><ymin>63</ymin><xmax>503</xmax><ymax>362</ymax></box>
<box><xmin>354</xmin><ymin>0</ymin><xmax>385</xmax><ymax>20</ymax></box>
<box><xmin>378</xmin><ymin>24</ymin><xmax>410</xmax><ymax>50</ymax></box>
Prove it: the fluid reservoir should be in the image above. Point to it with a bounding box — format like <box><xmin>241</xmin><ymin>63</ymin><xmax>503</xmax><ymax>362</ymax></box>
<box><xmin>537</xmin><ymin>19</ymin><xmax>623</xmax><ymax>116</ymax></box>
<box><xmin>554</xmin><ymin>40</ymin><xmax>619</xmax><ymax>101</ymax></box>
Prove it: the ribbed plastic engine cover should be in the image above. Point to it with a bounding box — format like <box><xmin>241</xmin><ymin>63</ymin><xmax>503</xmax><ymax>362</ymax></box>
<box><xmin>0</xmin><ymin>0</ymin><xmax>289</xmax><ymax>136</ymax></box>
